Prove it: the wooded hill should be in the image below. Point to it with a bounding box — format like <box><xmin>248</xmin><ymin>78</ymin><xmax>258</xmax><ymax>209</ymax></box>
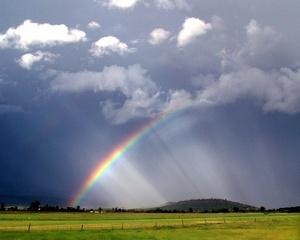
<box><xmin>159</xmin><ymin>199</ymin><xmax>257</xmax><ymax>212</ymax></box>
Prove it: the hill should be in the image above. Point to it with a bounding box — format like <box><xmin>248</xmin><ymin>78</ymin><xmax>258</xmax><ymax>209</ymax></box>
<box><xmin>159</xmin><ymin>199</ymin><xmax>257</xmax><ymax>212</ymax></box>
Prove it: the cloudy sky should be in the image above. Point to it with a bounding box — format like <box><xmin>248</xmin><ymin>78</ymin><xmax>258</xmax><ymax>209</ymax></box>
<box><xmin>0</xmin><ymin>0</ymin><xmax>299</xmax><ymax>209</ymax></box>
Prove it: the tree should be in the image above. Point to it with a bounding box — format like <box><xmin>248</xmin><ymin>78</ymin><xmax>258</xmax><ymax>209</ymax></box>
<box><xmin>29</xmin><ymin>201</ymin><xmax>40</xmax><ymax>211</ymax></box>
<box><xmin>260</xmin><ymin>206</ymin><xmax>266</xmax><ymax>212</ymax></box>
<box><xmin>0</xmin><ymin>203</ymin><xmax>5</xmax><ymax>211</ymax></box>
<box><xmin>233</xmin><ymin>207</ymin><xmax>239</xmax><ymax>212</ymax></box>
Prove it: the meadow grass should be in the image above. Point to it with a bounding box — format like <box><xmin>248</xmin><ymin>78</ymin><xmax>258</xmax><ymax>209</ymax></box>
<box><xmin>0</xmin><ymin>212</ymin><xmax>299</xmax><ymax>239</ymax></box>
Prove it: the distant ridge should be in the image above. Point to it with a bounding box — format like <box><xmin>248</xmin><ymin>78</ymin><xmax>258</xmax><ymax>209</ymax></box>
<box><xmin>159</xmin><ymin>198</ymin><xmax>257</xmax><ymax>212</ymax></box>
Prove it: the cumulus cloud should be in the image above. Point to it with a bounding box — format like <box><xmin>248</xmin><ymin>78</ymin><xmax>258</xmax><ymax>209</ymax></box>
<box><xmin>90</xmin><ymin>36</ymin><xmax>136</xmax><ymax>57</ymax></box>
<box><xmin>87</xmin><ymin>21</ymin><xmax>101</xmax><ymax>30</ymax></box>
<box><xmin>47</xmin><ymin>18</ymin><xmax>300</xmax><ymax>124</ymax></box>
<box><xmin>159</xmin><ymin>67</ymin><xmax>300</xmax><ymax>117</ymax></box>
<box><xmin>102</xmin><ymin>91</ymin><xmax>163</xmax><ymax>124</ymax></box>
<box><xmin>102</xmin><ymin>0</ymin><xmax>141</xmax><ymax>9</ymax></box>
<box><xmin>177</xmin><ymin>17</ymin><xmax>212</xmax><ymax>47</ymax></box>
<box><xmin>186</xmin><ymin>20</ymin><xmax>300</xmax><ymax>114</ymax></box>
<box><xmin>17</xmin><ymin>51</ymin><xmax>58</xmax><ymax>70</ymax></box>
<box><xmin>154</xmin><ymin>0</ymin><xmax>189</xmax><ymax>10</ymax></box>
<box><xmin>51</xmin><ymin>64</ymin><xmax>156</xmax><ymax>94</ymax></box>
<box><xmin>221</xmin><ymin>20</ymin><xmax>292</xmax><ymax>71</ymax></box>
<box><xmin>148</xmin><ymin>28</ymin><xmax>171</xmax><ymax>45</ymax></box>
<box><xmin>197</xmin><ymin>67</ymin><xmax>300</xmax><ymax>114</ymax></box>
<box><xmin>51</xmin><ymin>64</ymin><xmax>162</xmax><ymax>123</ymax></box>
<box><xmin>0</xmin><ymin>20</ymin><xmax>86</xmax><ymax>50</ymax></box>
<box><xmin>163</xmin><ymin>89</ymin><xmax>193</xmax><ymax>113</ymax></box>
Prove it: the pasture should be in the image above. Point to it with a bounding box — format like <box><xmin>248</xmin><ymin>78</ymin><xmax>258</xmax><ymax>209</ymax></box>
<box><xmin>0</xmin><ymin>212</ymin><xmax>299</xmax><ymax>239</ymax></box>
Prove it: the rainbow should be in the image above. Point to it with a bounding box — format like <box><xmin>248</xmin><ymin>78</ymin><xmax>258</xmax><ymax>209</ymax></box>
<box><xmin>69</xmin><ymin>111</ymin><xmax>176</xmax><ymax>207</ymax></box>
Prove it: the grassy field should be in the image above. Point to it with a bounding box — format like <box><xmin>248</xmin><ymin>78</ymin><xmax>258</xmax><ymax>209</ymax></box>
<box><xmin>0</xmin><ymin>212</ymin><xmax>299</xmax><ymax>239</ymax></box>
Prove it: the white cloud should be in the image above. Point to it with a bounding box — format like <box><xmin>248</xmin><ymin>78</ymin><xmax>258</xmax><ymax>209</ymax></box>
<box><xmin>103</xmin><ymin>0</ymin><xmax>141</xmax><ymax>9</ymax></box>
<box><xmin>17</xmin><ymin>51</ymin><xmax>58</xmax><ymax>70</ymax></box>
<box><xmin>0</xmin><ymin>20</ymin><xmax>86</xmax><ymax>50</ymax></box>
<box><xmin>148</xmin><ymin>28</ymin><xmax>171</xmax><ymax>45</ymax></box>
<box><xmin>221</xmin><ymin>20</ymin><xmax>289</xmax><ymax>71</ymax></box>
<box><xmin>90</xmin><ymin>36</ymin><xmax>136</xmax><ymax>57</ymax></box>
<box><xmin>51</xmin><ymin>64</ymin><xmax>162</xmax><ymax>123</ymax></box>
<box><xmin>101</xmin><ymin>0</ymin><xmax>189</xmax><ymax>10</ymax></box>
<box><xmin>87</xmin><ymin>21</ymin><xmax>101</xmax><ymax>30</ymax></box>
<box><xmin>197</xmin><ymin>67</ymin><xmax>300</xmax><ymax>114</ymax></box>
<box><xmin>164</xmin><ymin>89</ymin><xmax>193</xmax><ymax>113</ymax></box>
<box><xmin>45</xmin><ymin>18</ymin><xmax>300</xmax><ymax>124</ymax></box>
<box><xmin>154</xmin><ymin>0</ymin><xmax>189</xmax><ymax>10</ymax></box>
<box><xmin>51</xmin><ymin>64</ymin><xmax>157</xmax><ymax>95</ymax></box>
<box><xmin>102</xmin><ymin>90</ymin><xmax>162</xmax><ymax>124</ymax></box>
<box><xmin>159</xmin><ymin>67</ymin><xmax>300</xmax><ymax>117</ymax></box>
<box><xmin>177</xmin><ymin>17</ymin><xmax>212</xmax><ymax>47</ymax></box>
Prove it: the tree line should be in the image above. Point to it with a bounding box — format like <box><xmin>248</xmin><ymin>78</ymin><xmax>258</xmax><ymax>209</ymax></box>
<box><xmin>0</xmin><ymin>202</ymin><xmax>299</xmax><ymax>213</ymax></box>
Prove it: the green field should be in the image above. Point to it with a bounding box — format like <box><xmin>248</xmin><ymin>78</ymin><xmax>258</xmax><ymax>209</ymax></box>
<box><xmin>0</xmin><ymin>212</ymin><xmax>299</xmax><ymax>239</ymax></box>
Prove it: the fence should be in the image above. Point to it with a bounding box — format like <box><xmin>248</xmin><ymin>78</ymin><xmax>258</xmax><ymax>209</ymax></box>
<box><xmin>0</xmin><ymin>218</ymin><xmax>261</xmax><ymax>232</ymax></box>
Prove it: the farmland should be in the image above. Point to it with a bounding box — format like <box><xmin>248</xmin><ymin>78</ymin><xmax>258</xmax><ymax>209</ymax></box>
<box><xmin>0</xmin><ymin>212</ymin><xmax>299</xmax><ymax>239</ymax></box>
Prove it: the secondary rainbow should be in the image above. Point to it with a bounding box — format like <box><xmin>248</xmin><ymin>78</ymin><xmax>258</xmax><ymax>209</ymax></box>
<box><xmin>70</xmin><ymin>111</ymin><xmax>174</xmax><ymax>207</ymax></box>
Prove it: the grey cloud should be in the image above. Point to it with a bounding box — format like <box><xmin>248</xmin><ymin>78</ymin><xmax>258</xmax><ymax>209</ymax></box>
<box><xmin>221</xmin><ymin>20</ymin><xmax>294</xmax><ymax>71</ymax></box>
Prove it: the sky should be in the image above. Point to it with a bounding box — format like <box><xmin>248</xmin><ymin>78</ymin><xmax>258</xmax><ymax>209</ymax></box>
<box><xmin>0</xmin><ymin>0</ymin><xmax>300</xmax><ymax>209</ymax></box>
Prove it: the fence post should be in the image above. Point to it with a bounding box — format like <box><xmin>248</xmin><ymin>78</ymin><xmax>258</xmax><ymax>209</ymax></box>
<box><xmin>81</xmin><ymin>224</ymin><xmax>83</xmax><ymax>231</ymax></box>
<box><xmin>182</xmin><ymin>219</ymin><xmax>184</xmax><ymax>227</ymax></box>
<box><xmin>28</xmin><ymin>223</ymin><xmax>31</xmax><ymax>233</ymax></box>
<box><xmin>122</xmin><ymin>223</ymin><xmax>124</xmax><ymax>230</ymax></box>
